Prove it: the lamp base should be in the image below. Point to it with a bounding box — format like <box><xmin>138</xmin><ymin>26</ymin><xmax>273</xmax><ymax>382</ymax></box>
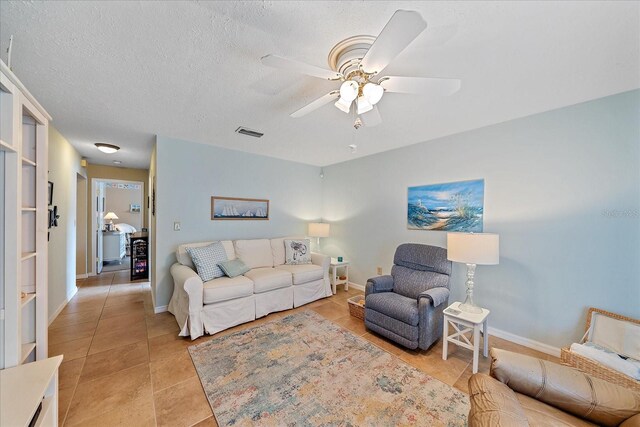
<box><xmin>459</xmin><ymin>263</ymin><xmax>483</xmax><ymax>314</ymax></box>
<box><xmin>459</xmin><ymin>300</ymin><xmax>482</xmax><ymax>314</ymax></box>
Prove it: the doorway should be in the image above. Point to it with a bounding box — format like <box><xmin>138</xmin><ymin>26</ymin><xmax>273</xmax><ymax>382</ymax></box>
<box><xmin>90</xmin><ymin>178</ymin><xmax>144</xmax><ymax>275</ymax></box>
<box><xmin>76</xmin><ymin>174</ymin><xmax>87</xmax><ymax>279</ymax></box>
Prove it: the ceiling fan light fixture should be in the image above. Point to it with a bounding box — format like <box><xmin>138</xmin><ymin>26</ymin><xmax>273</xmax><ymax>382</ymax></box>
<box><xmin>356</xmin><ymin>96</ymin><xmax>373</xmax><ymax>115</ymax></box>
<box><xmin>334</xmin><ymin>97</ymin><xmax>351</xmax><ymax>113</ymax></box>
<box><xmin>95</xmin><ymin>143</ymin><xmax>120</xmax><ymax>154</ymax></box>
<box><xmin>339</xmin><ymin>80</ymin><xmax>359</xmax><ymax>101</ymax></box>
<box><xmin>363</xmin><ymin>82</ymin><xmax>384</xmax><ymax>105</ymax></box>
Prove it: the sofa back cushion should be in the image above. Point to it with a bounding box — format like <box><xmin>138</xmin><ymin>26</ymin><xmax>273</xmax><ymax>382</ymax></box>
<box><xmin>490</xmin><ymin>348</ymin><xmax>640</xmax><ymax>427</ymax></box>
<box><xmin>234</xmin><ymin>239</ymin><xmax>273</xmax><ymax>269</ymax></box>
<box><xmin>176</xmin><ymin>240</ymin><xmax>235</xmax><ymax>269</ymax></box>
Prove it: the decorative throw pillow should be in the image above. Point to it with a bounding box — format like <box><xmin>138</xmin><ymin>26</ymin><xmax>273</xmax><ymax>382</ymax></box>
<box><xmin>218</xmin><ymin>259</ymin><xmax>250</xmax><ymax>278</ymax></box>
<box><xmin>186</xmin><ymin>242</ymin><xmax>228</xmax><ymax>281</ymax></box>
<box><xmin>284</xmin><ymin>239</ymin><xmax>312</xmax><ymax>265</ymax></box>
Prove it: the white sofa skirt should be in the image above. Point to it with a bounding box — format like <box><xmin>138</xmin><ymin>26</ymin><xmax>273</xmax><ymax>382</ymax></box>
<box><xmin>202</xmin><ymin>295</ymin><xmax>256</xmax><ymax>335</ymax></box>
<box><xmin>255</xmin><ymin>286</ymin><xmax>294</xmax><ymax>318</ymax></box>
<box><xmin>293</xmin><ymin>279</ymin><xmax>327</xmax><ymax>307</ymax></box>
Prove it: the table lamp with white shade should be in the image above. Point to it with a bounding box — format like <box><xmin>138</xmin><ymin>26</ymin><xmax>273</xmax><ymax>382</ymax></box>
<box><xmin>447</xmin><ymin>232</ymin><xmax>499</xmax><ymax>314</ymax></box>
<box><xmin>308</xmin><ymin>222</ymin><xmax>330</xmax><ymax>248</ymax></box>
<box><xmin>104</xmin><ymin>212</ymin><xmax>119</xmax><ymax>230</ymax></box>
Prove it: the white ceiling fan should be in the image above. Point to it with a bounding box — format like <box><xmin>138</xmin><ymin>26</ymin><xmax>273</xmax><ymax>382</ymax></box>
<box><xmin>261</xmin><ymin>10</ymin><xmax>461</xmax><ymax>129</ymax></box>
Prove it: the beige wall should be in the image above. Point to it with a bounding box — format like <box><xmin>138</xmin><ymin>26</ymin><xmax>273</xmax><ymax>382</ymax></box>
<box><xmin>105</xmin><ymin>183</ymin><xmax>144</xmax><ymax>230</ymax></box>
<box><xmin>48</xmin><ymin>127</ymin><xmax>86</xmax><ymax>319</ymax></box>
<box><xmin>86</xmin><ymin>164</ymin><xmax>149</xmax><ymax>274</ymax></box>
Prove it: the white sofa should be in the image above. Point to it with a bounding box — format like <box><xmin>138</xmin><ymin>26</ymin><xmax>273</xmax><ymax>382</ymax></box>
<box><xmin>168</xmin><ymin>237</ymin><xmax>331</xmax><ymax>339</ymax></box>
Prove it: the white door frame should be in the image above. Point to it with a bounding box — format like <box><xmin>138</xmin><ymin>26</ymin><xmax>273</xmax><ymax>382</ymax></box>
<box><xmin>90</xmin><ymin>178</ymin><xmax>144</xmax><ymax>276</ymax></box>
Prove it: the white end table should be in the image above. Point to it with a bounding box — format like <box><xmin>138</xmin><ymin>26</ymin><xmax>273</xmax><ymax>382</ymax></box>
<box><xmin>442</xmin><ymin>301</ymin><xmax>490</xmax><ymax>374</ymax></box>
<box><xmin>329</xmin><ymin>258</ymin><xmax>349</xmax><ymax>294</ymax></box>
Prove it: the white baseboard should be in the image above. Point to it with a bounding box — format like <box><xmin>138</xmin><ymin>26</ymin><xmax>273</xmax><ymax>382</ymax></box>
<box><xmin>488</xmin><ymin>326</ymin><xmax>561</xmax><ymax>358</ymax></box>
<box><xmin>76</xmin><ymin>273</ymin><xmax>88</xmax><ymax>280</ymax></box>
<box><xmin>154</xmin><ymin>305</ymin><xmax>168</xmax><ymax>314</ymax></box>
<box><xmin>348</xmin><ymin>282</ymin><xmax>365</xmax><ymax>291</ymax></box>
<box><xmin>49</xmin><ymin>286</ymin><xmax>78</xmax><ymax>325</ymax></box>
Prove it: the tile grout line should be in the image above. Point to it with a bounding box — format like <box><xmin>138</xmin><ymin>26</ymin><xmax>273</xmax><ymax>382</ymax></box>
<box><xmin>62</xmin><ymin>272</ymin><xmax>113</xmax><ymax>426</ymax></box>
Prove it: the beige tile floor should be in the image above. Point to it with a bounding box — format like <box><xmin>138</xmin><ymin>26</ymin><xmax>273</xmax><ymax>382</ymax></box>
<box><xmin>51</xmin><ymin>271</ymin><xmax>558</xmax><ymax>426</ymax></box>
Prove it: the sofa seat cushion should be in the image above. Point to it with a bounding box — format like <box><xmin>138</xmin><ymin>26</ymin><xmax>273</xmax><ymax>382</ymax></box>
<box><xmin>276</xmin><ymin>264</ymin><xmax>323</xmax><ymax>285</ymax></box>
<box><xmin>245</xmin><ymin>267</ymin><xmax>292</xmax><ymax>293</ymax></box>
<box><xmin>366</xmin><ymin>292</ymin><xmax>419</xmax><ymax>326</ymax></box>
<box><xmin>203</xmin><ymin>275</ymin><xmax>254</xmax><ymax>304</ymax></box>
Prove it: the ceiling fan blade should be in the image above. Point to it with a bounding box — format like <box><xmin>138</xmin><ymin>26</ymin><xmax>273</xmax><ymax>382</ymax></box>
<box><xmin>361</xmin><ymin>105</ymin><xmax>382</xmax><ymax>127</ymax></box>
<box><xmin>359</xmin><ymin>10</ymin><xmax>427</xmax><ymax>75</ymax></box>
<box><xmin>379</xmin><ymin>76</ymin><xmax>461</xmax><ymax>96</ymax></box>
<box><xmin>290</xmin><ymin>91</ymin><xmax>340</xmax><ymax>118</ymax></box>
<box><xmin>261</xmin><ymin>54</ymin><xmax>342</xmax><ymax>80</ymax></box>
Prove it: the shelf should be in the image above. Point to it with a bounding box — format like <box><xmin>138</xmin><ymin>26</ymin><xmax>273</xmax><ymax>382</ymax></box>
<box><xmin>21</xmin><ymin>157</ymin><xmax>36</xmax><ymax>166</ymax></box>
<box><xmin>20</xmin><ymin>343</ymin><xmax>36</xmax><ymax>364</ymax></box>
<box><xmin>0</xmin><ymin>138</ymin><xmax>16</xmax><ymax>152</ymax></box>
<box><xmin>21</xmin><ymin>252</ymin><xmax>37</xmax><ymax>261</ymax></box>
<box><xmin>21</xmin><ymin>293</ymin><xmax>36</xmax><ymax>307</ymax></box>
<box><xmin>21</xmin><ymin>207</ymin><xmax>36</xmax><ymax>212</ymax></box>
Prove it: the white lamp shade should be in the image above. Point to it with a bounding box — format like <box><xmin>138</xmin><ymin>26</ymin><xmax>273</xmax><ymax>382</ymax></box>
<box><xmin>334</xmin><ymin>97</ymin><xmax>351</xmax><ymax>113</ymax></box>
<box><xmin>356</xmin><ymin>96</ymin><xmax>373</xmax><ymax>114</ymax></box>
<box><xmin>308</xmin><ymin>222</ymin><xmax>330</xmax><ymax>238</ymax></box>
<box><xmin>339</xmin><ymin>80</ymin><xmax>359</xmax><ymax>101</ymax></box>
<box><xmin>363</xmin><ymin>82</ymin><xmax>384</xmax><ymax>105</ymax></box>
<box><xmin>447</xmin><ymin>232</ymin><xmax>499</xmax><ymax>265</ymax></box>
<box><xmin>104</xmin><ymin>212</ymin><xmax>119</xmax><ymax>221</ymax></box>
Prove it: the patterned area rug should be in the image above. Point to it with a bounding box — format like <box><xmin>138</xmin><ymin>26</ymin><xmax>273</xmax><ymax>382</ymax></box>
<box><xmin>189</xmin><ymin>311</ymin><xmax>469</xmax><ymax>426</ymax></box>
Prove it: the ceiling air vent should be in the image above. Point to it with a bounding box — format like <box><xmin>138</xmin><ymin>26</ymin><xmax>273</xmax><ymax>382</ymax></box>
<box><xmin>235</xmin><ymin>127</ymin><xmax>264</xmax><ymax>138</ymax></box>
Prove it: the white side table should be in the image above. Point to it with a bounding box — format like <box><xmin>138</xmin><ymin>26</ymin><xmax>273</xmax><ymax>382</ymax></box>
<box><xmin>329</xmin><ymin>258</ymin><xmax>349</xmax><ymax>294</ymax></box>
<box><xmin>442</xmin><ymin>301</ymin><xmax>490</xmax><ymax>374</ymax></box>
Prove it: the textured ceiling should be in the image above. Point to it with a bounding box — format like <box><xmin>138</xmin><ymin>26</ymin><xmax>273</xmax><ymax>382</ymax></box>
<box><xmin>1</xmin><ymin>1</ymin><xmax>638</xmax><ymax>169</ymax></box>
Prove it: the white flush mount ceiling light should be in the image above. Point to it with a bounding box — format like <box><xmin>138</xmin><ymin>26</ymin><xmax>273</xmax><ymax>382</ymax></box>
<box><xmin>95</xmin><ymin>143</ymin><xmax>120</xmax><ymax>154</ymax></box>
<box><xmin>261</xmin><ymin>10</ymin><xmax>462</xmax><ymax>130</ymax></box>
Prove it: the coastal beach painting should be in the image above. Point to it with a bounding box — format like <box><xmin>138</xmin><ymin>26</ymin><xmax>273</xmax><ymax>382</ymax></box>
<box><xmin>211</xmin><ymin>196</ymin><xmax>269</xmax><ymax>220</ymax></box>
<box><xmin>407</xmin><ymin>179</ymin><xmax>484</xmax><ymax>232</ymax></box>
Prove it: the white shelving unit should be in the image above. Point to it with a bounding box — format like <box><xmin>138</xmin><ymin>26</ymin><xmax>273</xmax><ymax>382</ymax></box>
<box><xmin>1</xmin><ymin>59</ymin><xmax>50</xmax><ymax>369</ymax></box>
<box><xmin>1</xmin><ymin>355</ymin><xmax>63</xmax><ymax>426</ymax></box>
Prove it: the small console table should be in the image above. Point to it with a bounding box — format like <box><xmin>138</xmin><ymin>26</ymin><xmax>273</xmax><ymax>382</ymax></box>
<box><xmin>442</xmin><ymin>301</ymin><xmax>490</xmax><ymax>374</ymax></box>
<box><xmin>329</xmin><ymin>258</ymin><xmax>349</xmax><ymax>294</ymax></box>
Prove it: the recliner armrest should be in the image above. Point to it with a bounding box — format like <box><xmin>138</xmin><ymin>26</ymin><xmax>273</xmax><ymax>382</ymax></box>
<box><xmin>365</xmin><ymin>275</ymin><xmax>394</xmax><ymax>296</ymax></box>
<box><xmin>418</xmin><ymin>287</ymin><xmax>449</xmax><ymax>307</ymax></box>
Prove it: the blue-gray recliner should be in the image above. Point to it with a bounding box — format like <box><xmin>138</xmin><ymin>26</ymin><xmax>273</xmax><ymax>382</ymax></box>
<box><xmin>365</xmin><ymin>244</ymin><xmax>452</xmax><ymax>350</ymax></box>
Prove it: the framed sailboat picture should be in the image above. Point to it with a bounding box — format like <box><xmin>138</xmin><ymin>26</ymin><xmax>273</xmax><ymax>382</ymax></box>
<box><xmin>211</xmin><ymin>196</ymin><xmax>270</xmax><ymax>220</ymax></box>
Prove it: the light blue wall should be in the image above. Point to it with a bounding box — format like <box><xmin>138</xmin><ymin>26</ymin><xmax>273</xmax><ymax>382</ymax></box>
<box><xmin>153</xmin><ymin>136</ymin><xmax>323</xmax><ymax>307</ymax></box>
<box><xmin>322</xmin><ymin>90</ymin><xmax>640</xmax><ymax>348</ymax></box>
